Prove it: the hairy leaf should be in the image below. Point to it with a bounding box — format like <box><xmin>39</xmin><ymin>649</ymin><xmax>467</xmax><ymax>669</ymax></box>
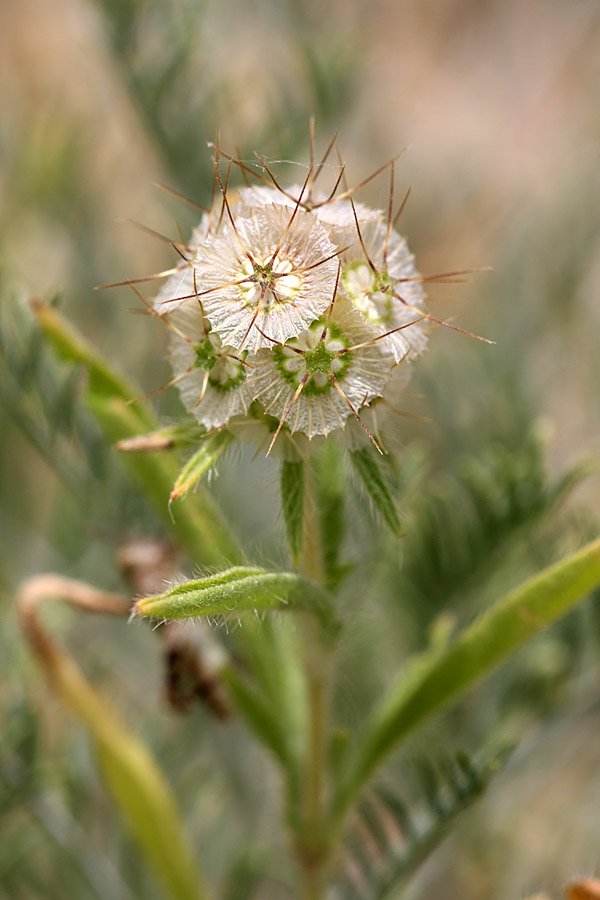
<box><xmin>135</xmin><ymin>567</ymin><xmax>338</xmax><ymax>633</ymax></box>
<box><xmin>349</xmin><ymin>449</ymin><xmax>403</xmax><ymax>538</ymax></box>
<box><xmin>170</xmin><ymin>431</ymin><xmax>234</xmax><ymax>502</ymax></box>
<box><xmin>116</xmin><ymin>422</ymin><xmax>208</xmax><ymax>452</ymax></box>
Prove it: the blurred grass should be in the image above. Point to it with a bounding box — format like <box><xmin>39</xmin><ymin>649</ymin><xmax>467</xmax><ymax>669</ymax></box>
<box><xmin>1</xmin><ymin>0</ymin><xmax>600</xmax><ymax>897</ymax></box>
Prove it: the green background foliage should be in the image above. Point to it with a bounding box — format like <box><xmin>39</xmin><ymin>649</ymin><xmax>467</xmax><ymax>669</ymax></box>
<box><xmin>1</xmin><ymin>0</ymin><xmax>600</xmax><ymax>898</ymax></box>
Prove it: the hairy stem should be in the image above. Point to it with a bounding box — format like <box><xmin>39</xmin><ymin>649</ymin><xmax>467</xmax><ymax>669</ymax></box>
<box><xmin>297</xmin><ymin>465</ymin><xmax>331</xmax><ymax>900</ymax></box>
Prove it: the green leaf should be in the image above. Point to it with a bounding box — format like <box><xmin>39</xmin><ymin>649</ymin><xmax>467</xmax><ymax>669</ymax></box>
<box><xmin>313</xmin><ymin>441</ymin><xmax>347</xmax><ymax>589</ymax></box>
<box><xmin>343</xmin><ymin>744</ymin><xmax>513</xmax><ymax>900</ymax></box>
<box><xmin>349</xmin><ymin>448</ymin><xmax>403</xmax><ymax>537</ymax></box>
<box><xmin>238</xmin><ymin>618</ymin><xmax>307</xmax><ymax>759</ymax></box>
<box><xmin>223</xmin><ymin>617</ymin><xmax>307</xmax><ymax>805</ymax></box>
<box><xmin>396</xmin><ymin>429</ymin><xmax>588</xmax><ymax>644</ymax></box>
<box><xmin>335</xmin><ymin>536</ymin><xmax>600</xmax><ymax>823</ymax></box>
<box><xmin>31</xmin><ymin>299</ymin><xmax>144</xmax><ymax>411</ymax></box>
<box><xmin>33</xmin><ymin>300</ymin><xmax>242</xmax><ymax>566</ymax></box>
<box><xmin>135</xmin><ymin>566</ymin><xmax>337</xmax><ymax>633</ymax></box>
<box><xmin>116</xmin><ymin>422</ymin><xmax>208</xmax><ymax>452</ymax></box>
<box><xmin>170</xmin><ymin>431</ymin><xmax>234</xmax><ymax>502</ymax></box>
<box><xmin>281</xmin><ymin>460</ymin><xmax>305</xmax><ymax>564</ymax></box>
<box><xmin>222</xmin><ymin>670</ymin><xmax>292</xmax><ymax>771</ymax></box>
<box><xmin>51</xmin><ymin>647</ymin><xmax>205</xmax><ymax>900</ymax></box>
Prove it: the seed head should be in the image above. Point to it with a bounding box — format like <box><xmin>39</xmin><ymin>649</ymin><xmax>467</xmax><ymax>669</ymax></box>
<box><xmin>247</xmin><ymin>299</ymin><xmax>394</xmax><ymax>439</ymax></box>
<box><xmin>185</xmin><ymin>204</ymin><xmax>339</xmax><ymax>353</ymax></box>
<box><xmin>102</xmin><ymin>132</ymin><xmax>486</xmax><ymax>455</ymax></box>
<box><xmin>340</xmin><ymin>218</ymin><xmax>428</xmax><ymax>362</ymax></box>
<box><xmin>168</xmin><ymin>302</ymin><xmax>250</xmax><ymax>429</ymax></box>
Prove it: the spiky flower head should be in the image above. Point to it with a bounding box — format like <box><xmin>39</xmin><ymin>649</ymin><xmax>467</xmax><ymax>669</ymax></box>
<box><xmin>186</xmin><ymin>203</ymin><xmax>339</xmax><ymax>353</ymax></box>
<box><xmin>246</xmin><ymin>299</ymin><xmax>395</xmax><ymax>440</ymax></box>
<box><xmin>167</xmin><ymin>301</ymin><xmax>250</xmax><ymax>430</ymax></box>
<box><xmin>103</xmin><ymin>134</ymin><xmax>486</xmax><ymax>455</ymax></box>
<box><xmin>340</xmin><ymin>218</ymin><xmax>428</xmax><ymax>362</ymax></box>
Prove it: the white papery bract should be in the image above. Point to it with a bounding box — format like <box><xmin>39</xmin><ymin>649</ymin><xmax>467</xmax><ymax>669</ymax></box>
<box><xmin>168</xmin><ymin>301</ymin><xmax>250</xmax><ymax>429</ymax></box>
<box><xmin>339</xmin><ymin>362</ymin><xmax>413</xmax><ymax>452</ymax></box>
<box><xmin>228</xmin><ymin>408</ymin><xmax>325</xmax><ymax>461</ymax></box>
<box><xmin>154</xmin><ymin>216</ymin><xmax>211</xmax><ymax>313</ymax></box>
<box><xmin>148</xmin><ymin>149</ymin><xmax>437</xmax><ymax>450</ymax></box>
<box><xmin>246</xmin><ymin>300</ymin><xmax>395</xmax><ymax>439</ymax></box>
<box><xmin>154</xmin><ymin>265</ymin><xmax>195</xmax><ymax>311</ymax></box>
<box><xmin>238</xmin><ymin>184</ymin><xmax>380</xmax><ymax>230</ymax></box>
<box><xmin>340</xmin><ymin>219</ymin><xmax>428</xmax><ymax>362</ymax></box>
<box><xmin>189</xmin><ymin>204</ymin><xmax>339</xmax><ymax>353</ymax></box>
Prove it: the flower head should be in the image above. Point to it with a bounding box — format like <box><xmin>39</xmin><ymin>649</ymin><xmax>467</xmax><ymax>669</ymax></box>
<box><xmin>340</xmin><ymin>217</ymin><xmax>428</xmax><ymax>362</ymax></box>
<box><xmin>247</xmin><ymin>298</ymin><xmax>396</xmax><ymax>442</ymax></box>
<box><xmin>167</xmin><ymin>302</ymin><xmax>250</xmax><ymax>429</ymax></box>
<box><xmin>103</xmin><ymin>133</ymin><xmax>486</xmax><ymax>455</ymax></box>
<box><xmin>186</xmin><ymin>203</ymin><xmax>339</xmax><ymax>353</ymax></box>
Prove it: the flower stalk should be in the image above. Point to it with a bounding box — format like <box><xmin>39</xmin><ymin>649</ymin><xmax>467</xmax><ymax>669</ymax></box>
<box><xmin>296</xmin><ymin>463</ymin><xmax>334</xmax><ymax>900</ymax></box>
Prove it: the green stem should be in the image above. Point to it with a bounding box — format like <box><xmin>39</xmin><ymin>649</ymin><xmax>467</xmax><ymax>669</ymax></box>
<box><xmin>303</xmin><ymin>665</ymin><xmax>328</xmax><ymax>900</ymax></box>
<box><xmin>301</xmin><ymin>465</ymin><xmax>324</xmax><ymax>586</ymax></box>
<box><xmin>297</xmin><ymin>465</ymin><xmax>330</xmax><ymax>900</ymax></box>
<box><xmin>306</xmin><ymin>672</ymin><xmax>326</xmax><ymax>839</ymax></box>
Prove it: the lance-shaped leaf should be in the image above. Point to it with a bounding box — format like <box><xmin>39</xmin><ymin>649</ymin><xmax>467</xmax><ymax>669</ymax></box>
<box><xmin>313</xmin><ymin>441</ymin><xmax>348</xmax><ymax>590</ymax></box>
<box><xmin>117</xmin><ymin>422</ymin><xmax>208</xmax><ymax>452</ymax></box>
<box><xmin>134</xmin><ymin>567</ymin><xmax>338</xmax><ymax>634</ymax></box>
<box><xmin>33</xmin><ymin>300</ymin><xmax>241</xmax><ymax>566</ymax></box>
<box><xmin>349</xmin><ymin>448</ymin><xmax>403</xmax><ymax>538</ymax></box>
<box><xmin>280</xmin><ymin>460</ymin><xmax>305</xmax><ymax>564</ymax></box>
<box><xmin>170</xmin><ymin>432</ymin><xmax>234</xmax><ymax>503</ymax></box>
<box><xmin>222</xmin><ymin>671</ymin><xmax>292</xmax><ymax>771</ymax></box>
<box><xmin>18</xmin><ymin>576</ymin><xmax>206</xmax><ymax>900</ymax></box>
<box><xmin>222</xmin><ymin>617</ymin><xmax>308</xmax><ymax>807</ymax></box>
<box><xmin>333</xmin><ymin>536</ymin><xmax>600</xmax><ymax>824</ymax></box>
